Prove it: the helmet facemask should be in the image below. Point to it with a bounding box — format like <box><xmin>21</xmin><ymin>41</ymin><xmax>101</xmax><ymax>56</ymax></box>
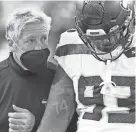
<box><xmin>75</xmin><ymin>0</ymin><xmax>135</xmax><ymax>62</ymax></box>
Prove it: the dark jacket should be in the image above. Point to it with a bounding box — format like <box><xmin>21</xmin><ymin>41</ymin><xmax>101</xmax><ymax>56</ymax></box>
<box><xmin>0</xmin><ymin>53</ymin><xmax>55</xmax><ymax>132</ymax></box>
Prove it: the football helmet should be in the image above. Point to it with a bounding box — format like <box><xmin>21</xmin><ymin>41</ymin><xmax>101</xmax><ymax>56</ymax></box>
<box><xmin>75</xmin><ymin>0</ymin><xmax>135</xmax><ymax>62</ymax></box>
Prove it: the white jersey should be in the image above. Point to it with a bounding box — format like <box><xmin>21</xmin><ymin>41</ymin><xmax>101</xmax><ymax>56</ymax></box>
<box><xmin>55</xmin><ymin>29</ymin><xmax>136</xmax><ymax>132</ymax></box>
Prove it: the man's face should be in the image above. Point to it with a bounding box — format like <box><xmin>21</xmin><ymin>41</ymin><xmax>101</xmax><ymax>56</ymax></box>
<box><xmin>13</xmin><ymin>22</ymin><xmax>48</xmax><ymax>59</ymax></box>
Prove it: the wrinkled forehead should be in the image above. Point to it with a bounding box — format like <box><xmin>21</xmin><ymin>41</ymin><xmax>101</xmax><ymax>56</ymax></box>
<box><xmin>20</xmin><ymin>23</ymin><xmax>48</xmax><ymax>38</ymax></box>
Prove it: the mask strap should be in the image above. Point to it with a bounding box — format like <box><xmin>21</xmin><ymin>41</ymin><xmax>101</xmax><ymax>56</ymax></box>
<box><xmin>13</xmin><ymin>42</ymin><xmax>24</xmax><ymax>53</ymax></box>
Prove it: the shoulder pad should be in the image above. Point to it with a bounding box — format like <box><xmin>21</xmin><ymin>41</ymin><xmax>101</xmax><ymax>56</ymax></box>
<box><xmin>57</xmin><ymin>29</ymin><xmax>84</xmax><ymax>48</ymax></box>
<box><xmin>0</xmin><ymin>59</ymin><xmax>8</xmax><ymax>71</ymax></box>
<box><xmin>124</xmin><ymin>47</ymin><xmax>135</xmax><ymax>58</ymax></box>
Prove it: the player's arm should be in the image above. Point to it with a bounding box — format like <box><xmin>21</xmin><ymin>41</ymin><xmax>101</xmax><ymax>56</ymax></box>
<box><xmin>37</xmin><ymin>65</ymin><xmax>76</xmax><ymax>132</ymax></box>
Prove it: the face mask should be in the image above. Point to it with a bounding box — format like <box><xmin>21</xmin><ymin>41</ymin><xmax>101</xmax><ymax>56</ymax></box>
<box><xmin>20</xmin><ymin>49</ymin><xmax>50</xmax><ymax>73</ymax></box>
<box><xmin>14</xmin><ymin>42</ymin><xmax>50</xmax><ymax>73</ymax></box>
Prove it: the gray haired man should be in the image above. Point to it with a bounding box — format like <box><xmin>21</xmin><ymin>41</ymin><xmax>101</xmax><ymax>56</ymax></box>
<box><xmin>0</xmin><ymin>8</ymin><xmax>55</xmax><ymax>132</ymax></box>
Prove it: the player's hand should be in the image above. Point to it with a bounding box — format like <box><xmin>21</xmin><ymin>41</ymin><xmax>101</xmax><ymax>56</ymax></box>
<box><xmin>8</xmin><ymin>105</ymin><xmax>35</xmax><ymax>132</ymax></box>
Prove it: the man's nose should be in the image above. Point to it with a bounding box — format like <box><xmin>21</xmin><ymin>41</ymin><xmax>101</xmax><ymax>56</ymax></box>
<box><xmin>34</xmin><ymin>40</ymin><xmax>43</xmax><ymax>50</ymax></box>
<box><xmin>35</xmin><ymin>45</ymin><xmax>42</xmax><ymax>50</ymax></box>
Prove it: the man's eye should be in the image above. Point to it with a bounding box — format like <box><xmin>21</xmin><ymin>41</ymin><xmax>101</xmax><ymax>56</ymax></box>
<box><xmin>26</xmin><ymin>39</ymin><xmax>35</xmax><ymax>44</ymax></box>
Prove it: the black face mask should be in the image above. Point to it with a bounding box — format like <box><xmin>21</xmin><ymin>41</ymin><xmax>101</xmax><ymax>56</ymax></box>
<box><xmin>20</xmin><ymin>48</ymin><xmax>50</xmax><ymax>73</ymax></box>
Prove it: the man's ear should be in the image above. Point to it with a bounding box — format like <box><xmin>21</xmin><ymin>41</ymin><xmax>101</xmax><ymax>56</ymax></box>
<box><xmin>7</xmin><ymin>39</ymin><xmax>14</xmax><ymax>52</ymax></box>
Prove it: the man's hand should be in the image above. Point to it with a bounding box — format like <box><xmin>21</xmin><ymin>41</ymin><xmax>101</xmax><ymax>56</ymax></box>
<box><xmin>8</xmin><ymin>105</ymin><xmax>35</xmax><ymax>132</ymax></box>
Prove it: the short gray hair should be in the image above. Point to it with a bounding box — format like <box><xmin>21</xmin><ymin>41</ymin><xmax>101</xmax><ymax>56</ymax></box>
<box><xmin>5</xmin><ymin>8</ymin><xmax>52</xmax><ymax>41</ymax></box>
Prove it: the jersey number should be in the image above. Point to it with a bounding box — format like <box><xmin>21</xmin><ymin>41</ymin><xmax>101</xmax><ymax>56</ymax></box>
<box><xmin>78</xmin><ymin>76</ymin><xmax>135</xmax><ymax>123</ymax></box>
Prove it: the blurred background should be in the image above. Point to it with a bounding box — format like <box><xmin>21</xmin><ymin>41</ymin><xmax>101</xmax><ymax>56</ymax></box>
<box><xmin>0</xmin><ymin>0</ymin><xmax>76</xmax><ymax>61</ymax></box>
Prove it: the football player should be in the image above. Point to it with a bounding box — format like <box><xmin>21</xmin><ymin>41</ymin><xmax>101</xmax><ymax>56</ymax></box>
<box><xmin>37</xmin><ymin>0</ymin><xmax>136</xmax><ymax>132</ymax></box>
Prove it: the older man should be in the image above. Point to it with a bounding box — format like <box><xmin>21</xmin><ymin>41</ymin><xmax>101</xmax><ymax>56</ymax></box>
<box><xmin>0</xmin><ymin>8</ymin><xmax>55</xmax><ymax>132</ymax></box>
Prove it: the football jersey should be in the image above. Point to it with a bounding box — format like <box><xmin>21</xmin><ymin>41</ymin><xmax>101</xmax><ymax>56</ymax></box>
<box><xmin>55</xmin><ymin>29</ymin><xmax>136</xmax><ymax>132</ymax></box>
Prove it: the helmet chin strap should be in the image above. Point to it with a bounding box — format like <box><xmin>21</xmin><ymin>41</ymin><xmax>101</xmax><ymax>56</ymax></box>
<box><xmin>100</xmin><ymin>60</ymin><xmax>117</xmax><ymax>98</ymax></box>
<box><xmin>100</xmin><ymin>60</ymin><xmax>112</xmax><ymax>84</ymax></box>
